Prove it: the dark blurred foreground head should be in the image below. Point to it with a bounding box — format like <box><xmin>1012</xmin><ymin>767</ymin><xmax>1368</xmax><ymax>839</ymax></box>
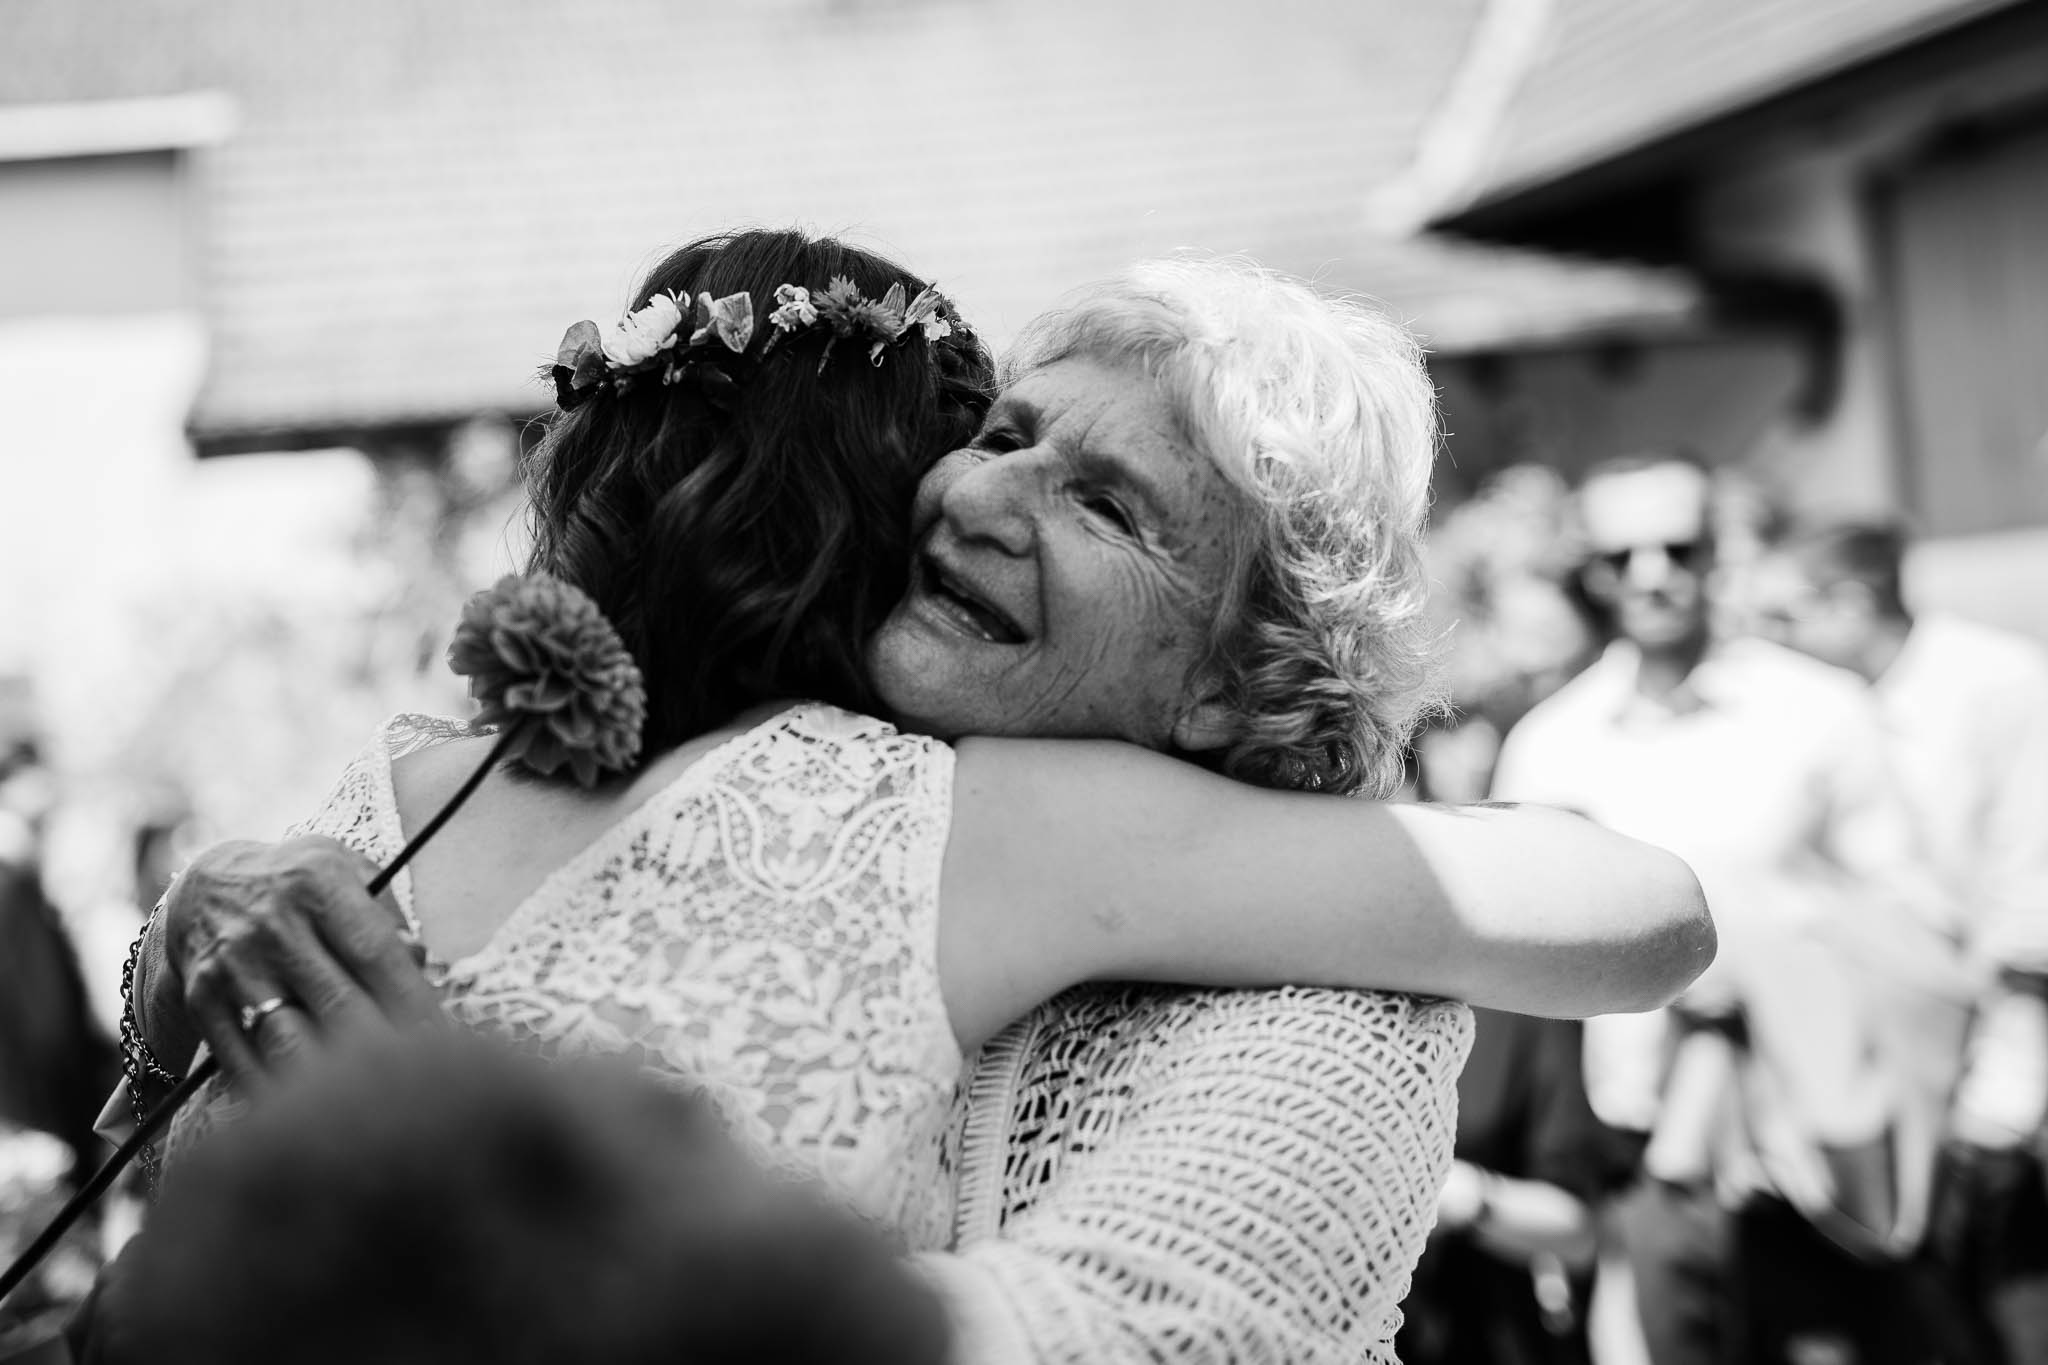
<box><xmin>89</xmin><ymin>1036</ymin><xmax>948</xmax><ymax>1365</ymax></box>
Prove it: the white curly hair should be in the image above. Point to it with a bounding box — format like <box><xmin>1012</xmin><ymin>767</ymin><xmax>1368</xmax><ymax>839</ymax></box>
<box><xmin>1003</xmin><ymin>257</ymin><xmax>1445</xmax><ymax>796</ymax></box>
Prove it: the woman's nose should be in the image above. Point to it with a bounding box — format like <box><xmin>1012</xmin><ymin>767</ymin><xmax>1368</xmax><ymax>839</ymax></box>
<box><xmin>937</xmin><ymin>448</ymin><xmax>1039</xmax><ymax>556</ymax></box>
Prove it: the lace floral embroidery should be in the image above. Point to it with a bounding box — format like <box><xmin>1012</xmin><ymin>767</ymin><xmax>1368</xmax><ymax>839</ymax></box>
<box><xmin>168</xmin><ymin>704</ymin><xmax>963</xmax><ymax>1251</ymax></box>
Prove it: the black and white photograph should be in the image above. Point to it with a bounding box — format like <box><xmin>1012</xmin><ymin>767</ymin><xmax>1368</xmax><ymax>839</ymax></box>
<box><xmin>3</xmin><ymin>2</ymin><xmax>2047</xmax><ymax>1362</ymax></box>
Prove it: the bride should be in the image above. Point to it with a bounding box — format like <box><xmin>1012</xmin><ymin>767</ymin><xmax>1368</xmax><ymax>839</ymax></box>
<box><xmin>136</xmin><ymin>228</ymin><xmax>1709</xmax><ymax>1254</ymax></box>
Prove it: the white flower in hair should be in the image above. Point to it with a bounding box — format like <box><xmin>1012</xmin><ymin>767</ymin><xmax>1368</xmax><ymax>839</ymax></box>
<box><xmin>904</xmin><ymin>284</ymin><xmax>953</xmax><ymax>341</ymax></box>
<box><xmin>866</xmin><ymin>283</ymin><xmax>911</xmax><ymax>363</ymax></box>
<box><xmin>691</xmin><ymin>291</ymin><xmax>755</xmax><ymax>353</ymax></box>
<box><xmin>769</xmin><ymin>284</ymin><xmax>818</xmax><ymax>331</ymax></box>
<box><xmin>602</xmin><ymin>293</ymin><xmax>684</xmax><ymax>367</ymax></box>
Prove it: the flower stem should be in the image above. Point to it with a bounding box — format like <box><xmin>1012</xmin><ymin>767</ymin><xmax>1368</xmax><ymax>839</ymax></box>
<box><xmin>0</xmin><ymin>1067</ymin><xmax>213</xmax><ymax>1305</ymax></box>
<box><xmin>366</xmin><ymin>720</ymin><xmax>527</xmax><ymax>898</ymax></box>
<box><xmin>0</xmin><ymin>720</ymin><xmax>529</xmax><ymax>1310</ymax></box>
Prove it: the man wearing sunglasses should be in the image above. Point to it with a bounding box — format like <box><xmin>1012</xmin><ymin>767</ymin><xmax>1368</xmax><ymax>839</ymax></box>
<box><xmin>1490</xmin><ymin>454</ymin><xmax>1972</xmax><ymax>1365</ymax></box>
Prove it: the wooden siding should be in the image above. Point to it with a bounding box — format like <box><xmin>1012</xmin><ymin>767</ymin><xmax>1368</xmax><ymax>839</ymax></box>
<box><xmin>1884</xmin><ymin>118</ymin><xmax>2048</xmax><ymax>535</ymax></box>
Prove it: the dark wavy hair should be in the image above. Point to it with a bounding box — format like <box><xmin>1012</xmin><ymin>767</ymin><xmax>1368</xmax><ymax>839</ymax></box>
<box><xmin>521</xmin><ymin>229</ymin><xmax>995</xmax><ymax>761</ymax></box>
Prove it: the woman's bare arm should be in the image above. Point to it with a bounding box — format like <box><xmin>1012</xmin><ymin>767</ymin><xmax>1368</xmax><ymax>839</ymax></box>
<box><xmin>938</xmin><ymin>737</ymin><xmax>1713</xmax><ymax>1050</ymax></box>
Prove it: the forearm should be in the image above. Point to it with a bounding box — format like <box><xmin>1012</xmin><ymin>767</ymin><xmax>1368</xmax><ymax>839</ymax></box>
<box><xmin>949</xmin><ymin>742</ymin><xmax>1717</xmax><ymax>1035</ymax></box>
<box><xmin>1162</xmin><ymin>800</ymin><xmax>1717</xmax><ymax>1017</ymax></box>
<box><xmin>1462</xmin><ymin>1172</ymin><xmax>1597</xmax><ymax>1270</ymax></box>
<box><xmin>1388</xmin><ymin>804</ymin><xmax>1716</xmax><ymax>1016</ymax></box>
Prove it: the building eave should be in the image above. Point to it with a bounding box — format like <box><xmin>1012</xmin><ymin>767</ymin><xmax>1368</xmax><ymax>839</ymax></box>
<box><xmin>1431</xmin><ymin>0</ymin><xmax>2048</xmax><ymax>246</ymax></box>
<box><xmin>0</xmin><ymin>92</ymin><xmax>238</xmax><ymax>163</ymax></box>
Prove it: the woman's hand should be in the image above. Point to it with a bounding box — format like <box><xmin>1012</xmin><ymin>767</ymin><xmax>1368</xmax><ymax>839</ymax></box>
<box><xmin>1432</xmin><ymin>1159</ymin><xmax>1497</xmax><ymax>1232</ymax></box>
<box><xmin>156</xmin><ymin>837</ymin><xmax>444</xmax><ymax>1086</ymax></box>
<box><xmin>1432</xmin><ymin>1159</ymin><xmax>1598</xmax><ymax>1268</ymax></box>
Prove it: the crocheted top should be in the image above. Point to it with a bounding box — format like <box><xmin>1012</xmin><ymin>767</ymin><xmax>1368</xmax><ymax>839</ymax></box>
<box><xmin>167</xmin><ymin>703</ymin><xmax>964</xmax><ymax>1250</ymax></box>
<box><xmin>919</xmin><ymin>984</ymin><xmax>1472</xmax><ymax>1365</ymax></box>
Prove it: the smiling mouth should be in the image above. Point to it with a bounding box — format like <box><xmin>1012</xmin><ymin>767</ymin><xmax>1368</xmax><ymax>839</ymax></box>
<box><xmin>918</xmin><ymin>554</ymin><xmax>1027</xmax><ymax>645</ymax></box>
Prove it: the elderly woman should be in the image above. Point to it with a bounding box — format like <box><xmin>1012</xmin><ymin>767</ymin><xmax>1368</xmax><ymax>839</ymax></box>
<box><xmin>127</xmin><ymin>247</ymin><xmax>1709</xmax><ymax>1362</ymax></box>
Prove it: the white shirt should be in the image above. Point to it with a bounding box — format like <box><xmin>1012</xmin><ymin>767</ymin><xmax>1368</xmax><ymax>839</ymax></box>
<box><xmin>1491</xmin><ymin>637</ymin><xmax>1959</xmax><ymax>1138</ymax></box>
<box><xmin>1873</xmin><ymin>615</ymin><xmax>2048</xmax><ymax>1146</ymax></box>
<box><xmin>1875</xmin><ymin>614</ymin><xmax>2048</xmax><ymax>972</ymax></box>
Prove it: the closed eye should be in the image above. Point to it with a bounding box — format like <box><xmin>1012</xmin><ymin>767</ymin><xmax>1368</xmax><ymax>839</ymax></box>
<box><xmin>1082</xmin><ymin>492</ymin><xmax>1137</xmax><ymax>536</ymax></box>
<box><xmin>972</xmin><ymin>424</ymin><xmax>1026</xmax><ymax>455</ymax></box>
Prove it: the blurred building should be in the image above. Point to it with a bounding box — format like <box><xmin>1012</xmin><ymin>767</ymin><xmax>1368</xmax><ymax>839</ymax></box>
<box><xmin>2</xmin><ymin>0</ymin><xmax>2040</xmax><ymax>855</ymax></box>
<box><xmin>1426</xmin><ymin>0</ymin><xmax>2048</xmax><ymax>641</ymax></box>
<box><xmin>1</xmin><ymin>0</ymin><xmax>1700</xmax><ymax>440</ymax></box>
<box><xmin>0</xmin><ymin>0</ymin><xmax>1701</xmax><ymax>841</ymax></box>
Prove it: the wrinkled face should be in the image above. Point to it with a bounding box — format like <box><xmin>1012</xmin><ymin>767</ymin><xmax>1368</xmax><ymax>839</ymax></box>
<box><xmin>1576</xmin><ymin>462</ymin><xmax>1715</xmax><ymax>652</ymax></box>
<box><xmin>867</xmin><ymin>357</ymin><xmax>1243</xmax><ymax>747</ymax></box>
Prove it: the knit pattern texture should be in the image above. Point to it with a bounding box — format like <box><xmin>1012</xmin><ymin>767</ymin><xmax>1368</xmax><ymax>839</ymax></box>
<box><xmin>923</xmin><ymin>983</ymin><xmax>1471</xmax><ymax>1365</ymax></box>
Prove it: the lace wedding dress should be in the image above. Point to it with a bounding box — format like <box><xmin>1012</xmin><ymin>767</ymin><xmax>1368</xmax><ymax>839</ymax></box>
<box><xmin>167</xmin><ymin>703</ymin><xmax>965</xmax><ymax>1250</ymax></box>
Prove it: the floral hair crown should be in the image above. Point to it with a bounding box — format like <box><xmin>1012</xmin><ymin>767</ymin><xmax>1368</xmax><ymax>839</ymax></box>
<box><xmin>551</xmin><ymin>277</ymin><xmax>958</xmax><ymax>412</ymax></box>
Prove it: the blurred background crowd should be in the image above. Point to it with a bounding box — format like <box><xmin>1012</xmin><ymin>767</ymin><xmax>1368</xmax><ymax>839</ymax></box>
<box><xmin>4</xmin><ymin>1</ymin><xmax>2047</xmax><ymax>1361</ymax></box>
